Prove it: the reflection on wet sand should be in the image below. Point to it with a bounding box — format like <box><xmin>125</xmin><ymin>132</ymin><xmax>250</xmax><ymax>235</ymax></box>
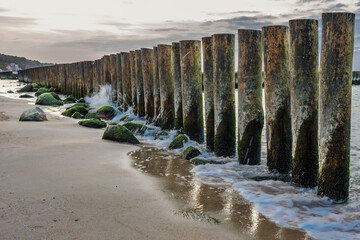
<box><xmin>129</xmin><ymin>147</ymin><xmax>313</xmax><ymax>240</ymax></box>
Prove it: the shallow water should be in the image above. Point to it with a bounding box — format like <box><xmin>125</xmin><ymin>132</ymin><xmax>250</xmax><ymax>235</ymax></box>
<box><xmin>2</xmin><ymin>80</ymin><xmax>359</xmax><ymax>240</ymax></box>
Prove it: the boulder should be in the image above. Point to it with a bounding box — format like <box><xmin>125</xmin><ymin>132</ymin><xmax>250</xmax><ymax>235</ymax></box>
<box><xmin>71</xmin><ymin>112</ymin><xmax>84</xmax><ymax>119</ymax></box>
<box><xmin>96</xmin><ymin>106</ymin><xmax>116</xmax><ymax>120</ymax></box>
<box><xmin>169</xmin><ymin>134</ymin><xmax>188</xmax><ymax>149</ymax></box>
<box><xmin>35</xmin><ymin>93</ymin><xmax>63</xmax><ymax>106</ymax></box>
<box><xmin>119</xmin><ymin>115</ymin><xmax>129</xmax><ymax>121</ymax></box>
<box><xmin>62</xmin><ymin>106</ymin><xmax>88</xmax><ymax>117</ymax></box>
<box><xmin>66</xmin><ymin>103</ymin><xmax>89</xmax><ymax>110</ymax></box>
<box><xmin>84</xmin><ymin>112</ymin><xmax>100</xmax><ymax>119</ymax></box>
<box><xmin>78</xmin><ymin>118</ymin><xmax>107</xmax><ymax>128</ymax></box>
<box><xmin>102</xmin><ymin>125</ymin><xmax>140</xmax><ymax>144</ymax></box>
<box><xmin>183</xmin><ymin>146</ymin><xmax>201</xmax><ymax>160</ymax></box>
<box><xmin>7</xmin><ymin>90</ymin><xmax>14</xmax><ymax>93</ymax></box>
<box><xmin>49</xmin><ymin>87</ymin><xmax>56</xmax><ymax>92</ymax></box>
<box><xmin>77</xmin><ymin>98</ymin><xmax>86</xmax><ymax>103</ymax></box>
<box><xmin>50</xmin><ymin>92</ymin><xmax>61</xmax><ymax>101</ymax></box>
<box><xmin>19</xmin><ymin>94</ymin><xmax>34</xmax><ymax>98</ymax></box>
<box><xmin>32</xmin><ymin>83</ymin><xmax>40</xmax><ymax>89</ymax></box>
<box><xmin>35</xmin><ymin>88</ymin><xmax>49</xmax><ymax>97</ymax></box>
<box><xmin>109</xmin><ymin>122</ymin><xmax>118</xmax><ymax>126</ymax></box>
<box><xmin>64</xmin><ymin>95</ymin><xmax>77</xmax><ymax>103</ymax></box>
<box><xmin>189</xmin><ymin>158</ymin><xmax>224</xmax><ymax>166</ymax></box>
<box><xmin>122</xmin><ymin>122</ymin><xmax>153</xmax><ymax>136</ymax></box>
<box><xmin>17</xmin><ymin>84</ymin><xmax>33</xmax><ymax>92</ymax></box>
<box><xmin>19</xmin><ymin>107</ymin><xmax>47</xmax><ymax>121</ymax></box>
<box><xmin>154</xmin><ymin>130</ymin><xmax>170</xmax><ymax>140</ymax></box>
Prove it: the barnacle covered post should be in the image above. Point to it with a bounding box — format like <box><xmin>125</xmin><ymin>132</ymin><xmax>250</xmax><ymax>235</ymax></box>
<box><xmin>135</xmin><ymin>49</ymin><xmax>145</xmax><ymax>117</ymax></box>
<box><xmin>130</xmin><ymin>51</ymin><xmax>137</xmax><ymax>113</ymax></box>
<box><xmin>180</xmin><ymin>40</ymin><xmax>204</xmax><ymax>143</ymax></box>
<box><xmin>121</xmin><ymin>52</ymin><xmax>132</xmax><ymax>111</ymax></box>
<box><xmin>172</xmin><ymin>42</ymin><xmax>183</xmax><ymax>129</ymax></box>
<box><xmin>141</xmin><ymin>48</ymin><xmax>155</xmax><ymax>121</ymax></box>
<box><xmin>289</xmin><ymin>19</ymin><xmax>319</xmax><ymax>187</ymax></box>
<box><xmin>262</xmin><ymin>25</ymin><xmax>292</xmax><ymax>174</ymax></box>
<box><xmin>238</xmin><ymin>29</ymin><xmax>264</xmax><ymax>165</ymax></box>
<box><xmin>202</xmin><ymin>36</ymin><xmax>214</xmax><ymax>151</ymax></box>
<box><xmin>153</xmin><ymin>46</ymin><xmax>161</xmax><ymax>125</ymax></box>
<box><xmin>213</xmin><ymin>34</ymin><xmax>236</xmax><ymax>157</ymax></box>
<box><xmin>318</xmin><ymin>12</ymin><xmax>355</xmax><ymax>202</ymax></box>
<box><xmin>116</xmin><ymin>53</ymin><xmax>123</xmax><ymax>107</ymax></box>
<box><xmin>110</xmin><ymin>54</ymin><xmax>117</xmax><ymax>103</ymax></box>
<box><xmin>158</xmin><ymin>44</ymin><xmax>175</xmax><ymax>130</ymax></box>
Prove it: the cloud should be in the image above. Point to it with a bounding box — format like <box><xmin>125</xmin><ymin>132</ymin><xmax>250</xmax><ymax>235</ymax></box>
<box><xmin>0</xmin><ymin>15</ymin><xmax>36</xmax><ymax>28</ymax></box>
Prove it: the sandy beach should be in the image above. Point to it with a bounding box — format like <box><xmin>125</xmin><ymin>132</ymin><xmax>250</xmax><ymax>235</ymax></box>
<box><xmin>0</xmin><ymin>91</ymin><xmax>244</xmax><ymax>239</ymax></box>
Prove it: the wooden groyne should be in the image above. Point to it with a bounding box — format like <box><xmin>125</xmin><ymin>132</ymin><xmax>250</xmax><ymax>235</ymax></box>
<box><xmin>16</xmin><ymin>12</ymin><xmax>356</xmax><ymax>202</ymax></box>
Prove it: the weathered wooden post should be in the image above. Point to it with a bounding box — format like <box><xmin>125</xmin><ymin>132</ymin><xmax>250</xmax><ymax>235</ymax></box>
<box><xmin>180</xmin><ymin>40</ymin><xmax>204</xmax><ymax>142</ymax></box>
<box><xmin>262</xmin><ymin>25</ymin><xmax>292</xmax><ymax>174</ymax></box>
<box><xmin>158</xmin><ymin>44</ymin><xmax>175</xmax><ymax>130</ymax></box>
<box><xmin>141</xmin><ymin>48</ymin><xmax>155</xmax><ymax>121</ymax></box>
<box><xmin>135</xmin><ymin>50</ymin><xmax>145</xmax><ymax>117</ymax></box>
<box><xmin>213</xmin><ymin>34</ymin><xmax>236</xmax><ymax>157</ymax></box>
<box><xmin>116</xmin><ymin>54</ymin><xmax>123</xmax><ymax>107</ymax></box>
<box><xmin>289</xmin><ymin>19</ymin><xmax>319</xmax><ymax>187</ymax></box>
<box><xmin>110</xmin><ymin>54</ymin><xmax>117</xmax><ymax>103</ymax></box>
<box><xmin>318</xmin><ymin>12</ymin><xmax>355</xmax><ymax>201</ymax></box>
<box><xmin>121</xmin><ymin>52</ymin><xmax>132</xmax><ymax>110</ymax></box>
<box><xmin>202</xmin><ymin>36</ymin><xmax>214</xmax><ymax>151</ymax></box>
<box><xmin>153</xmin><ymin>46</ymin><xmax>161</xmax><ymax>125</ymax></box>
<box><xmin>130</xmin><ymin>51</ymin><xmax>137</xmax><ymax>113</ymax></box>
<box><xmin>238</xmin><ymin>29</ymin><xmax>264</xmax><ymax>165</ymax></box>
<box><xmin>93</xmin><ymin>59</ymin><xmax>100</xmax><ymax>93</ymax></box>
<box><xmin>103</xmin><ymin>55</ymin><xmax>111</xmax><ymax>85</ymax></box>
<box><xmin>172</xmin><ymin>42</ymin><xmax>183</xmax><ymax>129</ymax></box>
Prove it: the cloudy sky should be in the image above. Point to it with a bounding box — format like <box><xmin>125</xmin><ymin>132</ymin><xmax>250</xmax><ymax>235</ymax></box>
<box><xmin>0</xmin><ymin>0</ymin><xmax>359</xmax><ymax>69</ymax></box>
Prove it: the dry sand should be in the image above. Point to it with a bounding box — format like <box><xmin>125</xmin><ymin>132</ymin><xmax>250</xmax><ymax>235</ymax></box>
<box><xmin>0</xmin><ymin>93</ymin><xmax>244</xmax><ymax>240</ymax></box>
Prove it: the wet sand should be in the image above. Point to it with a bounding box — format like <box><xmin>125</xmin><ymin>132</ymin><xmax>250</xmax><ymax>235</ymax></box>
<box><xmin>0</xmin><ymin>91</ymin><xmax>243</xmax><ymax>239</ymax></box>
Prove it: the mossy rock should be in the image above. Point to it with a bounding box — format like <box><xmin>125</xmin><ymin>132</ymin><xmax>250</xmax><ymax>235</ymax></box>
<box><xmin>19</xmin><ymin>107</ymin><xmax>47</xmax><ymax>121</ymax></box>
<box><xmin>7</xmin><ymin>90</ymin><xmax>14</xmax><ymax>93</ymax></box>
<box><xmin>32</xmin><ymin>88</ymin><xmax>39</xmax><ymax>92</ymax></box>
<box><xmin>62</xmin><ymin>106</ymin><xmax>88</xmax><ymax>117</ymax></box>
<box><xmin>119</xmin><ymin>115</ymin><xmax>129</xmax><ymax>121</ymax></box>
<box><xmin>64</xmin><ymin>95</ymin><xmax>77</xmax><ymax>103</ymax></box>
<box><xmin>155</xmin><ymin>130</ymin><xmax>169</xmax><ymax>140</ymax></box>
<box><xmin>189</xmin><ymin>158</ymin><xmax>224</xmax><ymax>166</ymax></box>
<box><xmin>49</xmin><ymin>87</ymin><xmax>56</xmax><ymax>92</ymax></box>
<box><xmin>183</xmin><ymin>146</ymin><xmax>201</xmax><ymax>160</ymax></box>
<box><xmin>122</xmin><ymin>122</ymin><xmax>153</xmax><ymax>136</ymax></box>
<box><xmin>35</xmin><ymin>88</ymin><xmax>49</xmax><ymax>97</ymax></box>
<box><xmin>71</xmin><ymin>112</ymin><xmax>84</xmax><ymax>119</ymax></box>
<box><xmin>77</xmin><ymin>98</ymin><xmax>86</xmax><ymax>103</ymax></box>
<box><xmin>169</xmin><ymin>134</ymin><xmax>188</xmax><ymax>149</ymax></box>
<box><xmin>50</xmin><ymin>92</ymin><xmax>61</xmax><ymax>100</ymax></box>
<box><xmin>102</xmin><ymin>125</ymin><xmax>140</xmax><ymax>144</ymax></box>
<box><xmin>109</xmin><ymin>122</ymin><xmax>118</xmax><ymax>126</ymax></box>
<box><xmin>96</xmin><ymin>105</ymin><xmax>116</xmax><ymax>120</ymax></box>
<box><xmin>35</xmin><ymin>93</ymin><xmax>63</xmax><ymax>106</ymax></box>
<box><xmin>78</xmin><ymin>118</ymin><xmax>107</xmax><ymax>128</ymax></box>
<box><xmin>84</xmin><ymin>112</ymin><xmax>100</xmax><ymax>119</ymax></box>
<box><xmin>66</xmin><ymin>103</ymin><xmax>89</xmax><ymax>110</ymax></box>
<box><xmin>19</xmin><ymin>94</ymin><xmax>34</xmax><ymax>98</ymax></box>
<box><xmin>17</xmin><ymin>84</ymin><xmax>33</xmax><ymax>92</ymax></box>
<box><xmin>32</xmin><ymin>83</ymin><xmax>40</xmax><ymax>89</ymax></box>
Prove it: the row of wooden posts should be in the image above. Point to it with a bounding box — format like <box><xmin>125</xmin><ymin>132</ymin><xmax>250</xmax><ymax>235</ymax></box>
<box><xmin>18</xmin><ymin>12</ymin><xmax>355</xmax><ymax>202</ymax></box>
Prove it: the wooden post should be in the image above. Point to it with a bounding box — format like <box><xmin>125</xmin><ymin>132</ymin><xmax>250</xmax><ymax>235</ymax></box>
<box><xmin>141</xmin><ymin>48</ymin><xmax>155</xmax><ymax>121</ymax></box>
<box><xmin>121</xmin><ymin>52</ymin><xmax>132</xmax><ymax>111</ymax></box>
<box><xmin>158</xmin><ymin>44</ymin><xmax>175</xmax><ymax>130</ymax></box>
<box><xmin>103</xmin><ymin>55</ymin><xmax>111</xmax><ymax>85</ymax></box>
<box><xmin>135</xmin><ymin>50</ymin><xmax>145</xmax><ymax>117</ymax></box>
<box><xmin>289</xmin><ymin>19</ymin><xmax>319</xmax><ymax>187</ymax></box>
<box><xmin>110</xmin><ymin>54</ymin><xmax>117</xmax><ymax>103</ymax></box>
<box><xmin>180</xmin><ymin>40</ymin><xmax>204</xmax><ymax>142</ymax></box>
<box><xmin>172</xmin><ymin>42</ymin><xmax>183</xmax><ymax>129</ymax></box>
<box><xmin>262</xmin><ymin>25</ymin><xmax>292</xmax><ymax>174</ymax></box>
<box><xmin>116</xmin><ymin>54</ymin><xmax>123</xmax><ymax>107</ymax></box>
<box><xmin>202</xmin><ymin>36</ymin><xmax>214</xmax><ymax>151</ymax></box>
<box><xmin>213</xmin><ymin>34</ymin><xmax>236</xmax><ymax>157</ymax></box>
<box><xmin>238</xmin><ymin>29</ymin><xmax>264</xmax><ymax>165</ymax></box>
<box><xmin>130</xmin><ymin>51</ymin><xmax>137</xmax><ymax>113</ymax></box>
<box><xmin>318</xmin><ymin>12</ymin><xmax>355</xmax><ymax>202</ymax></box>
<box><xmin>153</xmin><ymin>46</ymin><xmax>161</xmax><ymax>125</ymax></box>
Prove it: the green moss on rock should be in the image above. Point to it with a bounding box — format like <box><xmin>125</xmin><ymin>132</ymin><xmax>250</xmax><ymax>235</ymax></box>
<box><xmin>119</xmin><ymin>115</ymin><xmax>129</xmax><ymax>121</ymax></box>
<box><xmin>49</xmin><ymin>87</ymin><xmax>56</xmax><ymax>92</ymax></box>
<box><xmin>71</xmin><ymin>112</ymin><xmax>84</xmax><ymax>119</ymax></box>
<box><xmin>19</xmin><ymin>94</ymin><xmax>33</xmax><ymax>98</ymax></box>
<box><xmin>50</xmin><ymin>92</ymin><xmax>61</xmax><ymax>100</ymax></box>
<box><xmin>62</xmin><ymin>106</ymin><xmax>88</xmax><ymax>117</ymax></box>
<box><xmin>77</xmin><ymin>98</ymin><xmax>86</xmax><ymax>103</ymax></box>
<box><xmin>102</xmin><ymin>125</ymin><xmax>140</xmax><ymax>144</ymax></box>
<box><xmin>154</xmin><ymin>130</ymin><xmax>169</xmax><ymax>140</ymax></box>
<box><xmin>66</xmin><ymin>103</ymin><xmax>89</xmax><ymax>110</ymax></box>
<box><xmin>109</xmin><ymin>122</ymin><xmax>118</xmax><ymax>126</ymax></box>
<box><xmin>183</xmin><ymin>146</ymin><xmax>201</xmax><ymax>160</ymax></box>
<box><xmin>7</xmin><ymin>90</ymin><xmax>14</xmax><ymax>93</ymax></box>
<box><xmin>190</xmin><ymin>158</ymin><xmax>224</xmax><ymax>166</ymax></box>
<box><xmin>84</xmin><ymin>112</ymin><xmax>99</xmax><ymax>119</ymax></box>
<box><xmin>122</xmin><ymin>122</ymin><xmax>153</xmax><ymax>136</ymax></box>
<box><xmin>64</xmin><ymin>95</ymin><xmax>77</xmax><ymax>103</ymax></box>
<box><xmin>17</xmin><ymin>84</ymin><xmax>33</xmax><ymax>92</ymax></box>
<box><xmin>35</xmin><ymin>88</ymin><xmax>49</xmax><ymax>97</ymax></box>
<box><xmin>35</xmin><ymin>93</ymin><xmax>63</xmax><ymax>106</ymax></box>
<box><xmin>32</xmin><ymin>83</ymin><xmax>40</xmax><ymax>89</ymax></box>
<box><xmin>78</xmin><ymin>118</ymin><xmax>107</xmax><ymax>128</ymax></box>
<box><xmin>169</xmin><ymin>134</ymin><xmax>188</xmax><ymax>149</ymax></box>
<box><xmin>96</xmin><ymin>106</ymin><xmax>116</xmax><ymax>120</ymax></box>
